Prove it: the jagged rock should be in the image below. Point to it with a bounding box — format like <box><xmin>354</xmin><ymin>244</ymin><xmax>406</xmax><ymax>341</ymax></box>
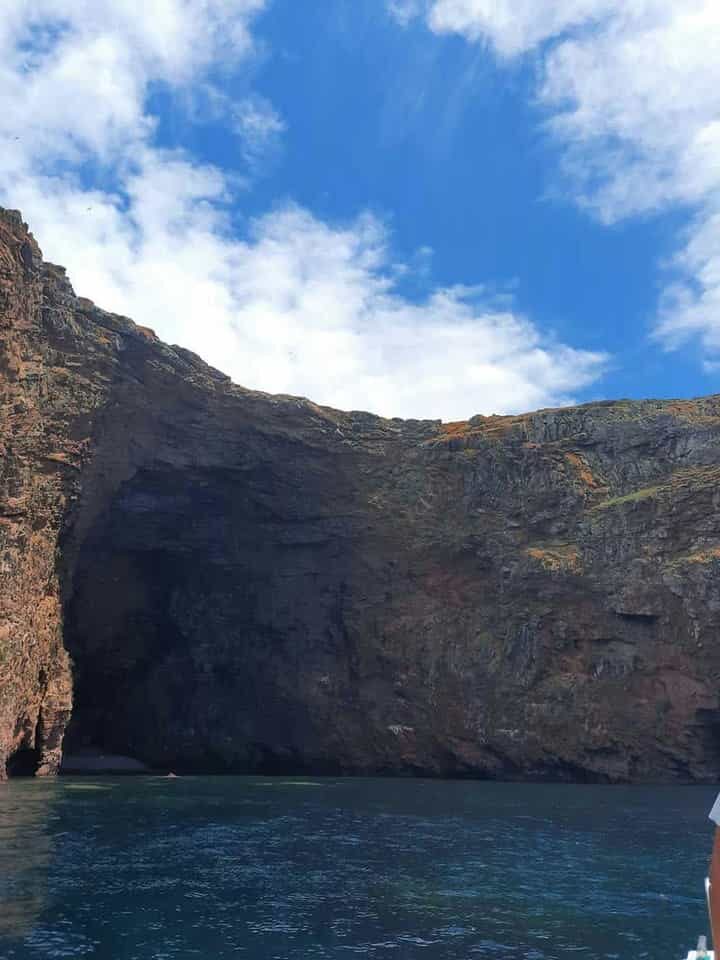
<box><xmin>3</xmin><ymin>205</ymin><xmax>720</xmax><ymax>782</ymax></box>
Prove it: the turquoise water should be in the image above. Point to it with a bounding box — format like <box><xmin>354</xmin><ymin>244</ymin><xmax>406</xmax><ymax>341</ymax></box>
<box><xmin>0</xmin><ymin>777</ymin><xmax>715</xmax><ymax>959</ymax></box>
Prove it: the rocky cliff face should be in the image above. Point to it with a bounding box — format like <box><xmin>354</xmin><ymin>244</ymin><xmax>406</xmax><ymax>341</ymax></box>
<box><xmin>3</xmin><ymin>206</ymin><xmax>720</xmax><ymax>782</ymax></box>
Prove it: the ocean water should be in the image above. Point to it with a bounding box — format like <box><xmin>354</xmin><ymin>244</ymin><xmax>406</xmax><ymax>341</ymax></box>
<box><xmin>0</xmin><ymin>777</ymin><xmax>715</xmax><ymax>960</ymax></box>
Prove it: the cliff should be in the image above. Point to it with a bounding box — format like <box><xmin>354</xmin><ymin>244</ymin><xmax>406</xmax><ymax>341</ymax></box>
<box><xmin>2</xmin><ymin>206</ymin><xmax>720</xmax><ymax>782</ymax></box>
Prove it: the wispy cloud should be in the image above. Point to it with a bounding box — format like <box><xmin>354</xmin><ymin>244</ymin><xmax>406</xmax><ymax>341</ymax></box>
<box><xmin>387</xmin><ymin>0</ymin><xmax>425</xmax><ymax>27</ymax></box>
<box><xmin>397</xmin><ymin>0</ymin><xmax>617</xmax><ymax>55</ymax></box>
<box><xmin>0</xmin><ymin>1</ymin><xmax>607</xmax><ymax>420</ymax></box>
<box><xmin>232</xmin><ymin>95</ymin><xmax>285</xmax><ymax>174</ymax></box>
<box><xmin>396</xmin><ymin>0</ymin><xmax>720</xmax><ymax>367</ymax></box>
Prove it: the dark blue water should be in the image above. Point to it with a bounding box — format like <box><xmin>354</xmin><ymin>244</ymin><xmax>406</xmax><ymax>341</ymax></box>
<box><xmin>0</xmin><ymin>777</ymin><xmax>715</xmax><ymax>959</ymax></box>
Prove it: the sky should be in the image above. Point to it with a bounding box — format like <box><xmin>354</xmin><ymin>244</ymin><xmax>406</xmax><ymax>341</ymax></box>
<box><xmin>0</xmin><ymin>0</ymin><xmax>718</xmax><ymax>421</ymax></box>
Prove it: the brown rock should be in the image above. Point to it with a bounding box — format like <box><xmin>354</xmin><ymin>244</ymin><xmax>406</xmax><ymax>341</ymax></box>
<box><xmin>3</xmin><ymin>205</ymin><xmax>720</xmax><ymax>782</ymax></box>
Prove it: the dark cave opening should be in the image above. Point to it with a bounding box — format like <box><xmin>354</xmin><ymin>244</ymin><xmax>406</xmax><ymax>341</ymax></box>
<box><xmin>616</xmin><ymin>612</ymin><xmax>658</xmax><ymax>623</ymax></box>
<box><xmin>62</xmin><ymin>545</ymin><xmax>191</xmax><ymax>762</ymax></box>
<box><xmin>59</xmin><ymin>465</ymin><xmax>237</xmax><ymax>766</ymax></box>
<box><xmin>5</xmin><ymin>746</ymin><xmax>41</xmax><ymax>778</ymax></box>
<box><xmin>58</xmin><ymin>464</ymin><xmax>327</xmax><ymax>774</ymax></box>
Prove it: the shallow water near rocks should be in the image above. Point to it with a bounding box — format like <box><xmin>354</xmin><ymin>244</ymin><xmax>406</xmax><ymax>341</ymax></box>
<box><xmin>0</xmin><ymin>777</ymin><xmax>715</xmax><ymax>959</ymax></box>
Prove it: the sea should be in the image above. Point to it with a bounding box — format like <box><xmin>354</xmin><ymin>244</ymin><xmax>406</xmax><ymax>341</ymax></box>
<box><xmin>0</xmin><ymin>776</ymin><xmax>715</xmax><ymax>960</ymax></box>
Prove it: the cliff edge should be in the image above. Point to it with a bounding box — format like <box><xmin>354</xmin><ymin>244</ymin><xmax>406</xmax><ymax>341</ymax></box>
<box><xmin>2</xmin><ymin>206</ymin><xmax>720</xmax><ymax>782</ymax></box>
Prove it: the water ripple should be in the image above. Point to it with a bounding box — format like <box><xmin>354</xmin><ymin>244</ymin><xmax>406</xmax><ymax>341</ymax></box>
<box><xmin>0</xmin><ymin>778</ymin><xmax>714</xmax><ymax>960</ymax></box>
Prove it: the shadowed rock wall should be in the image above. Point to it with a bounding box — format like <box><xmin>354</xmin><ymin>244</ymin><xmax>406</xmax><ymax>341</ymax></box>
<box><xmin>3</xmin><ymin>206</ymin><xmax>720</xmax><ymax>781</ymax></box>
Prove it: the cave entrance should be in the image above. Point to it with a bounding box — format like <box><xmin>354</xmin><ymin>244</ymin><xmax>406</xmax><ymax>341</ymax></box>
<box><xmin>59</xmin><ymin>465</ymin><xmax>268</xmax><ymax>771</ymax></box>
<box><xmin>59</xmin><ymin>463</ymin><xmax>327</xmax><ymax>774</ymax></box>
<box><xmin>61</xmin><ymin>545</ymin><xmax>189</xmax><ymax>762</ymax></box>
<box><xmin>5</xmin><ymin>746</ymin><xmax>41</xmax><ymax>777</ymax></box>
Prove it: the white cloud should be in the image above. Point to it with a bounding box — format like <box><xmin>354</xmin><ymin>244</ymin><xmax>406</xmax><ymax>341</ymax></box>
<box><xmin>387</xmin><ymin>0</ymin><xmax>425</xmax><ymax>27</ymax></box>
<box><xmin>0</xmin><ymin>1</ymin><xmax>266</xmax><ymax>166</ymax></box>
<box><xmin>539</xmin><ymin>3</ymin><xmax>720</xmax><ymax>219</ymax></box>
<box><xmin>402</xmin><ymin>0</ymin><xmax>720</xmax><ymax>365</ymax></box>
<box><xmin>0</xmin><ymin>2</ymin><xmax>606</xmax><ymax>420</ymax></box>
<box><xmin>233</xmin><ymin>96</ymin><xmax>285</xmax><ymax>173</ymax></box>
<box><xmin>540</xmin><ymin>3</ymin><xmax>720</xmax><ymax>360</ymax></box>
<box><xmin>655</xmin><ymin>207</ymin><xmax>720</xmax><ymax>355</ymax></box>
<box><xmin>11</xmin><ymin>159</ymin><xmax>605</xmax><ymax>420</ymax></box>
<box><xmin>427</xmin><ymin>0</ymin><xmax>618</xmax><ymax>56</ymax></box>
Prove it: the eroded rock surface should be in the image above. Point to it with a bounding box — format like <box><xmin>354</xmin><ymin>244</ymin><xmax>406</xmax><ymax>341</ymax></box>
<box><xmin>3</xmin><ymin>206</ymin><xmax>720</xmax><ymax>781</ymax></box>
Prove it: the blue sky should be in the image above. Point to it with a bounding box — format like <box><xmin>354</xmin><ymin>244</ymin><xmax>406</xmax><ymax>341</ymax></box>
<box><xmin>247</xmin><ymin>0</ymin><xmax>702</xmax><ymax>400</ymax></box>
<box><xmin>1</xmin><ymin>1</ymin><xmax>719</xmax><ymax>419</ymax></box>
